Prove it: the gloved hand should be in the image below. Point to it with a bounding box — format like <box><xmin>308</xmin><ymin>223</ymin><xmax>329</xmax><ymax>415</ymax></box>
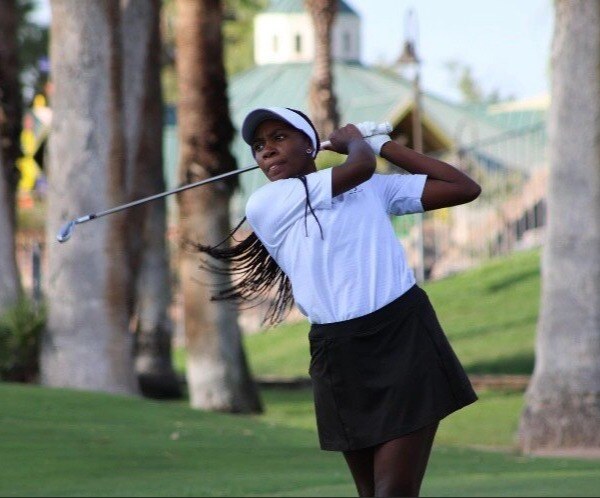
<box><xmin>355</xmin><ymin>121</ymin><xmax>392</xmax><ymax>155</ymax></box>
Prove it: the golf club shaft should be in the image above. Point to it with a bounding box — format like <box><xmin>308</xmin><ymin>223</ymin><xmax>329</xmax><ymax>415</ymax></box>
<box><xmin>70</xmin><ymin>137</ymin><xmax>341</xmax><ymax>225</ymax></box>
<box><xmin>79</xmin><ymin>164</ymin><xmax>259</xmax><ymax>223</ymax></box>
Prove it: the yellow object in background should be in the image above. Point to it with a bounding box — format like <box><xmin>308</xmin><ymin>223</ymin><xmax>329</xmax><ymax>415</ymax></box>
<box><xmin>434</xmin><ymin>207</ymin><xmax>450</xmax><ymax>221</ymax></box>
<box><xmin>17</xmin><ymin>156</ymin><xmax>40</xmax><ymax>191</ymax></box>
<box><xmin>33</xmin><ymin>94</ymin><xmax>46</xmax><ymax>109</ymax></box>
<box><xmin>17</xmin><ymin>127</ymin><xmax>41</xmax><ymax>192</ymax></box>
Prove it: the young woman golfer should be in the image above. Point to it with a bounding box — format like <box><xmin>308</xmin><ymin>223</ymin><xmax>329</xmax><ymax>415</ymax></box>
<box><xmin>197</xmin><ymin>107</ymin><xmax>480</xmax><ymax>497</ymax></box>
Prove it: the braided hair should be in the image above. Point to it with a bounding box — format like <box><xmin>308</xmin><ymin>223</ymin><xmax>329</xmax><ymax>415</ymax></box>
<box><xmin>190</xmin><ymin>219</ymin><xmax>292</xmax><ymax>327</ymax></box>
<box><xmin>192</xmin><ymin>108</ymin><xmax>323</xmax><ymax>326</ymax></box>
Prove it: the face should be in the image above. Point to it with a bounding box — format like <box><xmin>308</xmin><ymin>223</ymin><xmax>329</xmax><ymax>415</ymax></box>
<box><xmin>251</xmin><ymin>119</ymin><xmax>316</xmax><ymax>181</ymax></box>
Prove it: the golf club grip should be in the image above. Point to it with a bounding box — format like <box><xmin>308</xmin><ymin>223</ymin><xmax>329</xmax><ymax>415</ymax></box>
<box><xmin>320</xmin><ymin>122</ymin><xmax>392</xmax><ymax>150</ymax></box>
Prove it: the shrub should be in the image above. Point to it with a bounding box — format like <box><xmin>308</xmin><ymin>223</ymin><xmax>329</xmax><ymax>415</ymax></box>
<box><xmin>0</xmin><ymin>298</ymin><xmax>45</xmax><ymax>383</ymax></box>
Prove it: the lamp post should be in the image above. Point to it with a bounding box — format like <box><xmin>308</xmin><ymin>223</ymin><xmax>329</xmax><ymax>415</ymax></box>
<box><xmin>397</xmin><ymin>8</ymin><xmax>425</xmax><ymax>282</ymax></box>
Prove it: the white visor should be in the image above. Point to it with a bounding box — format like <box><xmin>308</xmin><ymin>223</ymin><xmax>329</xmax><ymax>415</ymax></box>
<box><xmin>241</xmin><ymin>107</ymin><xmax>319</xmax><ymax>157</ymax></box>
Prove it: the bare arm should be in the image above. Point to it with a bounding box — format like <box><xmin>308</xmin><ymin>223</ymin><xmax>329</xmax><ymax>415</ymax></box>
<box><xmin>380</xmin><ymin>141</ymin><xmax>481</xmax><ymax>211</ymax></box>
<box><xmin>324</xmin><ymin>124</ymin><xmax>377</xmax><ymax>197</ymax></box>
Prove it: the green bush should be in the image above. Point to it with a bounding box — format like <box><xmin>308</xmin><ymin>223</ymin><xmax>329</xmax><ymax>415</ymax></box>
<box><xmin>0</xmin><ymin>298</ymin><xmax>45</xmax><ymax>383</ymax></box>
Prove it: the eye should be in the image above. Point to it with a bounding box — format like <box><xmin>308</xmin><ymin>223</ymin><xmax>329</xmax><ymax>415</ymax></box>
<box><xmin>252</xmin><ymin>142</ymin><xmax>265</xmax><ymax>153</ymax></box>
<box><xmin>275</xmin><ymin>133</ymin><xmax>286</xmax><ymax>141</ymax></box>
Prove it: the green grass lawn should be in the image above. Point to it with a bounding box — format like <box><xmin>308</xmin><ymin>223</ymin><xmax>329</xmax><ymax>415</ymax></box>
<box><xmin>1</xmin><ymin>382</ymin><xmax>599</xmax><ymax>497</ymax></box>
<box><xmin>4</xmin><ymin>248</ymin><xmax>597</xmax><ymax>496</ymax></box>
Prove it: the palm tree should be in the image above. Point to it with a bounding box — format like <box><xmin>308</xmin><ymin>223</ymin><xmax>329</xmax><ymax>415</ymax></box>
<box><xmin>120</xmin><ymin>0</ymin><xmax>181</xmax><ymax>399</ymax></box>
<box><xmin>0</xmin><ymin>147</ymin><xmax>20</xmax><ymax>312</ymax></box>
<box><xmin>306</xmin><ymin>0</ymin><xmax>340</xmax><ymax>138</ymax></box>
<box><xmin>174</xmin><ymin>0</ymin><xmax>262</xmax><ymax>412</ymax></box>
<box><xmin>0</xmin><ymin>0</ymin><xmax>22</xmax><ymax>225</ymax></box>
<box><xmin>0</xmin><ymin>0</ymin><xmax>21</xmax><ymax>311</ymax></box>
<box><xmin>42</xmin><ymin>0</ymin><xmax>137</xmax><ymax>394</ymax></box>
<box><xmin>519</xmin><ymin>0</ymin><xmax>600</xmax><ymax>453</ymax></box>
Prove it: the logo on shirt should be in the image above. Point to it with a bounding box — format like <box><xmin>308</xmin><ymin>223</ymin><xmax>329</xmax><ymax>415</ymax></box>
<box><xmin>333</xmin><ymin>186</ymin><xmax>363</xmax><ymax>204</ymax></box>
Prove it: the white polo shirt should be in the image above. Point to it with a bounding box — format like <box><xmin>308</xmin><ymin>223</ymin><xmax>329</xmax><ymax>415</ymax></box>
<box><xmin>246</xmin><ymin>168</ymin><xmax>427</xmax><ymax>324</ymax></box>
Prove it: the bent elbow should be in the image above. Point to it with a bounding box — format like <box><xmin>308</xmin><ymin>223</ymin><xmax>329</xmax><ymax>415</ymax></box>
<box><xmin>459</xmin><ymin>178</ymin><xmax>481</xmax><ymax>203</ymax></box>
<box><xmin>468</xmin><ymin>182</ymin><xmax>482</xmax><ymax>202</ymax></box>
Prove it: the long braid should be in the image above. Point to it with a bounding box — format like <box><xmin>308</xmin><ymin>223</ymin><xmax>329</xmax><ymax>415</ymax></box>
<box><xmin>188</xmin><ymin>219</ymin><xmax>294</xmax><ymax>326</ymax></box>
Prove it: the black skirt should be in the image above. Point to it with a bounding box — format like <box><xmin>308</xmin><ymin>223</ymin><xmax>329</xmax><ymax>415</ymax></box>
<box><xmin>308</xmin><ymin>285</ymin><xmax>478</xmax><ymax>452</ymax></box>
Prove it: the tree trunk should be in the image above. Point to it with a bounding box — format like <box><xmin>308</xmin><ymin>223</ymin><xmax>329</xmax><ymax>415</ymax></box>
<box><xmin>120</xmin><ymin>0</ymin><xmax>182</xmax><ymax>399</ymax></box>
<box><xmin>519</xmin><ymin>0</ymin><xmax>600</xmax><ymax>453</ymax></box>
<box><xmin>0</xmin><ymin>144</ymin><xmax>20</xmax><ymax>312</ymax></box>
<box><xmin>0</xmin><ymin>0</ymin><xmax>22</xmax><ymax>225</ymax></box>
<box><xmin>175</xmin><ymin>0</ymin><xmax>261</xmax><ymax>413</ymax></box>
<box><xmin>306</xmin><ymin>0</ymin><xmax>339</xmax><ymax>139</ymax></box>
<box><xmin>0</xmin><ymin>0</ymin><xmax>21</xmax><ymax>311</ymax></box>
<box><xmin>42</xmin><ymin>0</ymin><xmax>137</xmax><ymax>394</ymax></box>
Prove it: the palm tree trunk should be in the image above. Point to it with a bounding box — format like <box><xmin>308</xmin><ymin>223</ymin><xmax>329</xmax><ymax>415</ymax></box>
<box><xmin>175</xmin><ymin>0</ymin><xmax>262</xmax><ymax>413</ymax></box>
<box><xmin>120</xmin><ymin>0</ymin><xmax>182</xmax><ymax>399</ymax></box>
<box><xmin>0</xmin><ymin>0</ymin><xmax>21</xmax><ymax>311</ymax></box>
<box><xmin>42</xmin><ymin>0</ymin><xmax>137</xmax><ymax>394</ymax></box>
<box><xmin>519</xmin><ymin>0</ymin><xmax>600</xmax><ymax>453</ymax></box>
<box><xmin>0</xmin><ymin>146</ymin><xmax>20</xmax><ymax>311</ymax></box>
<box><xmin>306</xmin><ymin>0</ymin><xmax>340</xmax><ymax>138</ymax></box>
<box><xmin>0</xmin><ymin>0</ymin><xmax>22</xmax><ymax>225</ymax></box>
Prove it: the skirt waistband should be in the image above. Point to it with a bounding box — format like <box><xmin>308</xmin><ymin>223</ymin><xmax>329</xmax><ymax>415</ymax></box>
<box><xmin>309</xmin><ymin>285</ymin><xmax>426</xmax><ymax>339</ymax></box>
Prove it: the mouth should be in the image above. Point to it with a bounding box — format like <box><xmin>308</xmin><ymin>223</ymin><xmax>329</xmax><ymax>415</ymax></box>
<box><xmin>266</xmin><ymin>161</ymin><xmax>286</xmax><ymax>178</ymax></box>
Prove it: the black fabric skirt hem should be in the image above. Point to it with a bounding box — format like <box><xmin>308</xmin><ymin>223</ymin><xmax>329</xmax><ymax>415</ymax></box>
<box><xmin>308</xmin><ymin>285</ymin><xmax>478</xmax><ymax>452</ymax></box>
<box><xmin>318</xmin><ymin>396</ymin><xmax>477</xmax><ymax>452</ymax></box>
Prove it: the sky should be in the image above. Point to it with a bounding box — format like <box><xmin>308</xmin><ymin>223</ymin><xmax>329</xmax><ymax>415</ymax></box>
<box><xmin>345</xmin><ymin>0</ymin><xmax>553</xmax><ymax>102</ymax></box>
<box><xmin>32</xmin><ymin>0</ymin><xmax>553</xmax><ymax>104</ymax></box>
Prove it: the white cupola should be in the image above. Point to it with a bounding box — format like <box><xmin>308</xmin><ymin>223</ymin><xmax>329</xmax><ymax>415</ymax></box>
<box><xmin>254</xmin><ymin>0</ymin><xmax>361</xmax><ymax>65</ymax></box>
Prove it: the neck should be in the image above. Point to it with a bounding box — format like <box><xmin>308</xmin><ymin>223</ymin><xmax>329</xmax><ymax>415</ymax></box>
<box><xmin>304</xmin><ymin>162</ymin><xmax>318</xmax><ymax>175</ymax></box>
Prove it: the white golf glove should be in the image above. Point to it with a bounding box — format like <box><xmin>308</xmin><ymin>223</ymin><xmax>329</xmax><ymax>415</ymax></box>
<box><xmin>355</xmin><ymin>121</ymin><xmax>392</xmax><ymax>155</ymax></box>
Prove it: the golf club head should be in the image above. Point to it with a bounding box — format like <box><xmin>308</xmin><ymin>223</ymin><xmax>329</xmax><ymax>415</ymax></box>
<box><xmin>56</xmin><ymin>220</ymin><xmax>76</xmax><ymax>243</ymax></box>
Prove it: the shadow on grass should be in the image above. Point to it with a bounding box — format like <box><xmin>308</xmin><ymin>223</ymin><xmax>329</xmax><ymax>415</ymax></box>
<box><xmin>448</xmin><ymin>314</ymin><xmax>537</xmax><ymax>342</ymax></box>
<box><xmin>466</xmin><ymin>351</ymin><xmax>535</xmax><ymax>375</ymax></box>
<box><xmin>484</xmin><ymin>268</ymin><xmax>540</xmax><ymax>294</ymax></box>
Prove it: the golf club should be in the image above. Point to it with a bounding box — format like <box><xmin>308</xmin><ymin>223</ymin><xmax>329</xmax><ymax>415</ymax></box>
<box><xmin>56</xmin><ymin>122</ymin><xmax>392</xmax><ymax>243</ymax></box>
<box><xmin>55</xmin><ymin>164</ymin><xmax>259</xmax><ymax>243</ymax></box>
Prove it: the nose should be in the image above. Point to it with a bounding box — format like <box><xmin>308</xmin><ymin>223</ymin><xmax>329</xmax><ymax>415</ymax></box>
<box><xmin>261</xmin><ymin>140</ymin><xmax>277</xmax><ymax>159</ymax></box>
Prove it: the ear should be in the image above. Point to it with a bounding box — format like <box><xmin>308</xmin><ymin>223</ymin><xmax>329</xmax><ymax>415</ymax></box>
<box><xmin>300</xmin><ymin>133</ymin><xmax>313</xmax><ymax>151</ymax></box>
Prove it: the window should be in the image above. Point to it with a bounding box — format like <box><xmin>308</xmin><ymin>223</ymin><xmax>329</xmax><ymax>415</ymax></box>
<box><xmin>295</xmin><ymin>34</ymin><xmax>302</xmax><ymax>53</ymax></box>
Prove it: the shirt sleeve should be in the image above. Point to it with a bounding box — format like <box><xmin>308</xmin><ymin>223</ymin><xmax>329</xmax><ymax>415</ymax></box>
<box><xmin>370</xmin><ymin>173</ymin><xmax>427</xmax><ymax>215</ymax></box>
<box><xmin>246</xmin><ymin>168</ymin><xmax>333</xmax><ymax>248</ymax></box>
